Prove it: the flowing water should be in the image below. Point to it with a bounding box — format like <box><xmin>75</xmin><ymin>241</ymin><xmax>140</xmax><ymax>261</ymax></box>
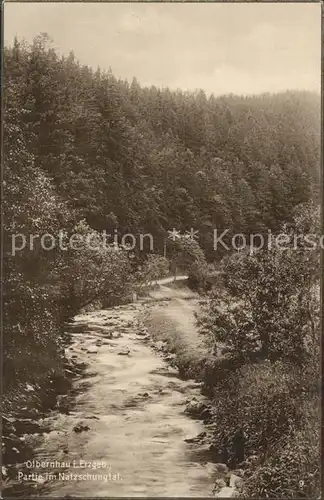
<box><xmin>14</xmin><ymin>300</ymin><xmax>218</xmax><ymax>497</ymax></box>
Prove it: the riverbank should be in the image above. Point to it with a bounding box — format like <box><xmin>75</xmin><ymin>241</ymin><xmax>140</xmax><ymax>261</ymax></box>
<box><xmin>2</xmin><ymin>292</ymin><xmax>230</xmax><ymax>498</ymax></box>
<box><xmin>2</xmin><ymin>336</ymin><xmax>89</xmax><ymax>497</ymax></box>
<box><xmin>142</xmin><ymin>285</ymin><xmax>246</xmax><ymax>498</ymax></box>
<box><xmin>143</xmin><ymin>282</ymin><xmax>321</xmax><ymax>500</ymax></box>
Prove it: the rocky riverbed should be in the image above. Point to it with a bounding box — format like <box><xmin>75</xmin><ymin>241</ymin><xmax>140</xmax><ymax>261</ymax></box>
<box><xmin>2</xmin><ymin>292</ymin><xmax>242</xmax><ymax>498</ymax></box>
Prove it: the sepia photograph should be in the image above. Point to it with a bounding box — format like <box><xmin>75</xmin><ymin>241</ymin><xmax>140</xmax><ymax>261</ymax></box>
<box><xmin>2</xmin><ymin>1</ymin><xmax>322</xmax><ymax>498</ymax></box>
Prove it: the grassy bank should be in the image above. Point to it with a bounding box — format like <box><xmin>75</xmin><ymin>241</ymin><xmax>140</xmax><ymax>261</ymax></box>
<box><xmin>143</xmin><ymin>288</ymin><xmax>210</xmax><ymax>380</ymax></box>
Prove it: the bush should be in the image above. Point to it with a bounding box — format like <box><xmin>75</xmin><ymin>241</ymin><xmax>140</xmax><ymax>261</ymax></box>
<box><xmin>4</xmin><ymin>111</ymin><xmax>135</xmax><ymax>391</ymax></box>
<box><xmin>195</xmin><ymin>204</ymin><xmax>320</xmax><ymax>497</ymax></box>
<box><xmin>242</xmin><ymin>398</ymin><xmax>320</xmax><ymax>498</ymax></box>
<box><xmin>209</xmin><ymin>361</ymin><xmax>310</xmax><ymax>465</ymax></box>
<box><xmin>59</xmin><ymin>219</ymin><xmax>134</xmax><ymax>314</ymax></box>
<box><xmin>135</xmin><ymin>254</ymin><xmax>170</xmax><ymax>291</ymax></box>
<box><xmin>168</xmin><ymin>235</ymin><xmax>208</xmax><ymax>281</ymax></box>
<box><xmin>197</xmin><ymin>204</ymin><xmax>320</xmax><ymax>365</ymax></box>
<box><xmin>4</xmin><ymin>110</ymin><xmax>69</xmax><ymax>387</ymax></box>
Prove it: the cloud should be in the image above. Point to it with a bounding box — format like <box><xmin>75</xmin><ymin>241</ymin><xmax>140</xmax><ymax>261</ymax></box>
<box><xmin>4</xmin><ymin>2</ymin><xmax>321</xmax><ymax>96</ymax></box>
<box><xmin>170</xmin><ymin>63</ymin><xmax>320</xmax><ymax>97</ymax></box>
<box><xmin>118</xmin><ymin>7</ymin><xmax>168</xmax><ymax>36</ymax></box>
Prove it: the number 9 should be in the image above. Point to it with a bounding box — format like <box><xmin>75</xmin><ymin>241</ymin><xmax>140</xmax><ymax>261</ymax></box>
<box><xmin>299</xmin><ymin>480</ymin><xmax>304</xmax><ymax>488</ymax></box>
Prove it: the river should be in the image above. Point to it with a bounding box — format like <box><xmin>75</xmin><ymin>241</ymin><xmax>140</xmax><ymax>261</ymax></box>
<box><xmin>14</xmin><ymin>295</ymin><xmax>220</xmax><ymax>497</ymax></box>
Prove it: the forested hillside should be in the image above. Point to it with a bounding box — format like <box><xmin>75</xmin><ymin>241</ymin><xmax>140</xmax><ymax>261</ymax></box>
<box><xmin>5</xmin><ymin>35</ymin><xmax>320</xmax><ymax>259</ymax></box>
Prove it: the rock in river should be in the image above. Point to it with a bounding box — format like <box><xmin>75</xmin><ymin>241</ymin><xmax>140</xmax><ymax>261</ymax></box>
<box><xmin>117</xmin><ymin>348</ymin><xmax>130</xmax><ymax>356</ymax></box>
<box><xmin>73</xmin><ymin>423</ymin><xmax>90</xmax><ymax>433</ymax></box>
<box><xmin>86</xmin><ymin>345</ymin><xmax>98</xmax><ymax>354</ymax></box>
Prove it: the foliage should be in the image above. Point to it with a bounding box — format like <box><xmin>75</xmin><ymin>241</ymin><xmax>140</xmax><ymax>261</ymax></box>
<box><xmin>59</xmin><ymin>220</ymin><xmax>134</xmax><ymax>314</ymax></box>
<box><xmin>210</xmin><ymin>361</ymin><xmax>309</xmax><ymax>457</ymax></box>
<box><xmin>241</xmin><ymin>398</ymin><xmax>320</xmax><ymax>499</ymax></box>
<box><xmin>196</xmin><ymin>204</ymin><xmax>320</xmax><ymax>498</ymax></box>
<box><xmin>3</xmin><ymin>93</ymin><xmax>134</xmax><ymax>388</ymax></box>
<box><xmin>197</xmin><ymin>203</ymin><xmax>320</xmax><ymax>364</ymax></box>
<box><xmin>4</xmin><ymin>107</ymin><xmax>68</xmax><ymax>386</ymax></box>
<box><xmin>167</xmin><ymin>234</ymin><xmax>209</xmax><ymax>287</ymax></box>
<box><xmin>207</xmin><ymin>360</ymin><xmax>320</xmax><ymax>498</ymax></box>
<box><xmin>135</xmin><ymin>254</ymin><xmax>170</xmax><ymax>290</ymax></box>
<box><xmin>4</xmin><ymin>36</ymin><xmax>320</xmax><ymax>262</ymax></box>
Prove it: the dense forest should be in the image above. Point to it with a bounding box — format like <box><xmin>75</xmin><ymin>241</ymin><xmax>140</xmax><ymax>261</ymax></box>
<box><xmin>5</xmin><ymin>35</ymin><xmax>320</xmax><ymax>257</ymax></box>
<box><xmin>3</xmin><ymin>34</ymin><xmax>321</xmax><ymax>498</ymax></box>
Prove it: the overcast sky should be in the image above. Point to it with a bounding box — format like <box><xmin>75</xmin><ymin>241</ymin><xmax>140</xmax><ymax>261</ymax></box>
<box><xmin>4</xmin><ymin>2</ymin><xmax>321</xmax><ymax>96</ymax></box>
